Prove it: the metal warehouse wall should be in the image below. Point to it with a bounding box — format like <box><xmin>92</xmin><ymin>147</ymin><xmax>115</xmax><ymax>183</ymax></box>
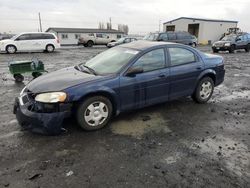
<box><xmin>163</xmin><ymin>18</ymin><xmax>237</xmax><ymax>44</ymax></box>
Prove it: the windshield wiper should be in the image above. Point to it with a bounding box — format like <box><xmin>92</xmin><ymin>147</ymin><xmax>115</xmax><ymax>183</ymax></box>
<box><xmin>78</xmin><ymin>64</ymin><xmax>97</xmax><ymax>75</ymax></box>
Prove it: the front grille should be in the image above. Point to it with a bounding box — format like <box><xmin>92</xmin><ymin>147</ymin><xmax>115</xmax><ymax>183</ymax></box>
<box><xmin>215</xmin><ymin>43</ymin><xmax>224</xmax><ymax>47</ymax></box>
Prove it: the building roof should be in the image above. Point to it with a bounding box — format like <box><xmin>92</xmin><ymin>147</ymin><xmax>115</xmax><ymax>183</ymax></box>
<box><xmin>163</xmin><ymin>17</ymin><xmax>238</xmax><ymax>24</ymax></box>
<box><xmin>46</xmin><ymin>27</ymin><xmax>124</xmax><ymax>34</ymax></box>
<box><xmin>120</xmin><ymin>40</ymin><xmax>178</xmax><ymax>51</ymax></box>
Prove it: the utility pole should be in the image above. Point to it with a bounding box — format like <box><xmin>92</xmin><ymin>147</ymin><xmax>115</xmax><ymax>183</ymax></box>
<box><xmin>38</xmin><ymin>12</ymin><xmax>42</xmax><ymax>32</ymax></box>
<box><xmin>159</xmin><ymin>19</ymin><xmax>161</xmax><ymax>32</ymax></box>
<box><xmin>109</xmin><ymin>17</ymin><xmax>112</xmax><ymax>29</ymax></box>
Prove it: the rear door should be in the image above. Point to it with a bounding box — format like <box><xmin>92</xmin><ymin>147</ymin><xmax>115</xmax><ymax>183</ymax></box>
<box><xmin>119</xmin><ymin>48</ymin><xmax>170</xmax><ymax>110</ymax></box>
<box><xmin>168</xmin><ymin>46</ymin><xmax>204</xmax><ymax>100</ymax></box>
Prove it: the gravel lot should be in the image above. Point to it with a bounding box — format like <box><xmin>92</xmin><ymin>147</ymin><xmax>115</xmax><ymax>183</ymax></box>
<box><xmin>0</xmin><ymin>46</ymin><xmax>249</xmax><ymax>188</ymax></box>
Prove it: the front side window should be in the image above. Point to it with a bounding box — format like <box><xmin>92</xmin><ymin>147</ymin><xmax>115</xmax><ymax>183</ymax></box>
<box><xmin>167</xmin><ymin>33</ymin><xmax>176</xmax><ymax>40</ymax></box>
<box><xmin>158</xmin><ymin>33</ymin><xmax>168</xmax><ymax>41</ymax></box>
<box><xmin>16</xmin><ymin>34</ymin><xmax>31</xmax><ymax>41</ymax></box>
<box><xmin>96</xmin><ymin>33</ymin><xmax>103</xmax><ymax>38</ymax></box>
<box><xmin>169</xmin><ymin>48</ymin><xmax>196</xmax><ymax>66</ymax></box>
<box><xmin>131</xmin><ymin>49</ymin><xmax>165</xmax><ymax>72</ymax></box>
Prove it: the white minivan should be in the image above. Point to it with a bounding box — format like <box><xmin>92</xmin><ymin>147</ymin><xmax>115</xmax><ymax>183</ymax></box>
<box><xmin>0</xmin><ymin>32</ymin><xmax>60</xmax><ymax>53</ymax></box>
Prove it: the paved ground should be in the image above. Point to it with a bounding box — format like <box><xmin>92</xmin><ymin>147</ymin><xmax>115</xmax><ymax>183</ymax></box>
<box><xmin>0</xmin><ymin>46</ymin><xmax>249</xmax><ymax>188</ymax></box>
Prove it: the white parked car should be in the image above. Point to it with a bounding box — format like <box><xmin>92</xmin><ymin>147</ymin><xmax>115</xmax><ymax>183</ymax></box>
<box><xmin>0</xmin><ymin>32</ymin><xmax>60</xmax><ymax>53</ymax></box>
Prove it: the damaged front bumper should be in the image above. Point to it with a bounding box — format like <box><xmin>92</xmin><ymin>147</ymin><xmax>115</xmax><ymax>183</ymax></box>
<box><xmin>13</xmin><ymin>94</ymin><xmax>72</xmax><ymax>135</ymax></box>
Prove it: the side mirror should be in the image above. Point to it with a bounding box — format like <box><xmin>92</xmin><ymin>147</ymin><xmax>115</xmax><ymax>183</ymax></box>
<box><xmin>157</xmin><ymin>38</ymin><xmax>163</xmax><ymax>41</ymax></box>
<box><xmin>125</xmin><ymin>67</ymin><xmax>143</xmax><ymax>77</ymax></box>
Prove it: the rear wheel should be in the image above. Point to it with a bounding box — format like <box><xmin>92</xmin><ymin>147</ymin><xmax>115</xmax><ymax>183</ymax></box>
<box><xmin>192</xmin><ymin>77</ymin><xmax>214</xmax><ymax>103</ymax></box>
<box><xmin>87</xmin><ymin>41</ymin><xmax>94</xmax><ymax>47</ymax></box>
<box><xmin>191</xmin><ymin>42</ymin><xmax>196</xmax><ymax>48</ymax></box>
<box><xmin>14</xmin><ymin>74</ymin><xmax>24</xmax><ymax>82</ymax></box>
<box><xmin>245</xmin><ymin>44</ymin><xmax>250</xmax><ymax>52</ymax></box>
<box><xmin>46</xmin><ymin>44</ymin><xmax>55</xmax><ymax>53</ymax></box>
<box><xmin>76</xmin><ymin>96</ymin><xmax>113</xmax><ymax>131</ymax></box>
<box><xmin>32</xmin><ymin>72</ymin><xmax>42</xmax><ymax>78</ymax></box>
<box><xmin>6</xmin><ymin>45</ymin><xmax>17</xmax><ymax>54</ymax></box>
<box><xmin>229</xmin><ymin>45</ymin><xmax>235</xmax><ymax>53</ymax></box>
<box><xmin>213</xmin><ymin>49</ymin><xmax>218</xmax><ymax>53</ymax></box>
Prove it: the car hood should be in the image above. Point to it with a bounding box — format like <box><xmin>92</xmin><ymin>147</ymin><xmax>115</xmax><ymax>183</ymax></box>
<box><xmin>214</xmin><ymin>40</ymin><xmax>231</xmax><ymax>44</ymax></box>
<box><xmin>26</xmin><ymin>66</ymin><xmax>105</xmax><ymax>93</ymax></box>
<box><xmin>0</xmin><ymin>39</ymin><xmax>13</xmax><ymax>43</ymax></box>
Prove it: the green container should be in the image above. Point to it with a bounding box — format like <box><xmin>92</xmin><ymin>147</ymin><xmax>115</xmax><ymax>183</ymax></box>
<box><xmin>8</xmin><ymin>60</ymin><xmax>46</xmax><ymax>82</ymax></box>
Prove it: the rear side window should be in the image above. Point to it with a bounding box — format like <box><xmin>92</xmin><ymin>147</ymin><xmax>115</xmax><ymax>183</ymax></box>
<box><xmin>43</xmin><ymin>34</ymin><xmax>55</xmax><ymax>39</ymax></box>
<box><xmin>132</xmin><ymin>49</ymin><xmax>165</xmax><ymax>72</ymax></box>
<box><xmin>169</xmin><ymin>48</ymin><xmax>196</xmax><ymax>66</ymax></box>
<box><xmin>30</xmin><ymin>34</ymin><xmax>55</xmax><ymax>40</ymax></box>
<box><xmin>167</xmin><ymin>33</ymin><xmax>176</xmax><ymax>40</ymax></box>
<box><xmin>96</xmin><ymin>33</ymin><xmax>103</xmax><ymax>38</ymax></box>
<box><xmin>176</xmin><ymin>33</ymin><xmax>191</xmax><ymax>40</ymax></box>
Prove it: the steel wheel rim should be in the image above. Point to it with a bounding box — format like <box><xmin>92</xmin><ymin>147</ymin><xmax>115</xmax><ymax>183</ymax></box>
<box><xmin>8</xmin><ymin>46</ymin><xmax>15</xmax><ymax>53</ymax></box>
<box><xmin>47</xmin><ymin>46</ymin><xmax>53</xmax><ymax>52</ymax></box>
<box><xmin>200</xmin><ymin>81</ymin><xmax>212</xmax><ymax>100</ymax></box>
<box><xmin>84</xmin><ymin>101</ymin><xmax>109</xmax><ymax>126</ymax></box>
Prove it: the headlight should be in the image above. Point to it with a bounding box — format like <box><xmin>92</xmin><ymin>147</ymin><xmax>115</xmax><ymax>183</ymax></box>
<box><xmin>212</xmin><ymin>43</ymin><xmax>215</xmax><ymax>46</ymax></box>
<box><xmin>35</xmin><ymin>92</ymin><xmax>67</xmax><ymax>103</ymax></box>
<box><xmin>224</xmin><ymin>43</ymin><xmax>231</xmax><ymax>47</ymax></box>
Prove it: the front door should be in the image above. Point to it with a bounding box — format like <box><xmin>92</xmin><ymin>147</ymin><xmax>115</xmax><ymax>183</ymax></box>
<box><xmin>119</xmin><ymin>48</ymin><xmax>170</xmax><ymax>111</ymax></box>
<box><xmin>14</xmin><ymin>34</ymin><xmax>34</xmax><ymax>51</ymax></box>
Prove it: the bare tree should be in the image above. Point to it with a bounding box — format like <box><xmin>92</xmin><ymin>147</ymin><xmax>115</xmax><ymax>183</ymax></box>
<box><xmin>118</xmin><ymin>24</ymin><xmax>129</xmax><ymax>35</ymax></box>
<box><xmin>106</xmin><ymin>22</ymin><xmax>112</xmax><ymax>30</ymax></box>
<box><xmin>98</xmin><ymin>22</ymin><xmax>105</xmax><ymax>29</ymax></box>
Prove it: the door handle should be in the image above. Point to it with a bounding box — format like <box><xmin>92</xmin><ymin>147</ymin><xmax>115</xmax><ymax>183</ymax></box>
<box><xmin>158</xmin><ymin>74</ymin><xmax>166</xmax><ymax>78</ymax></box>
<box><xmin>196</xmin><ymin>66</ymin><xmax>202</xmax><ymax>70</ymax></box>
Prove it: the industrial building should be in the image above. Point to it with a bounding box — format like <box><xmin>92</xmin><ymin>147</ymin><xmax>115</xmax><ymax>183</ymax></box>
<box><xmin>163</xmin><ymin>17</ymin><xmax>238</xmax><ymax>44</ymax></box>
<box><xmin>46</xmin><ymin>28</ymin><xmax>124</xmax><ymax>45</ymax></box>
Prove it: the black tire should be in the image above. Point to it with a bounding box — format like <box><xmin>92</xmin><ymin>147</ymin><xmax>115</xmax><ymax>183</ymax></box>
<box><xmin>46</xmin><ymin>44</ymin><xmax>55</xmax><ymax>53</ymax></box>
<box><xmin>14</xmin><ymin>74</ymin><xmax>24</xmax><ymax>82</ymax></box>
<box><xmin>87</xmin><ymin>41</ymin><xmax>94</xmax><ymax>47</ymax></box>
<box><xmin>76</xmin><ymin>96</ymin><xmax>113</xmax><ymax>131</ymax></box>
<box><xmin>245</xmin><ymin>44</ymin><xmax>250</xmax><ymax>52</ymax></box>
<box><xmin>6</xmin><ymin>45</ymin><xmax>17</xmax><ymax>54</ymax></box>
<box><xmin>192</xmin><ymin>77</ymin><xmax>214</xmax><ymax>104</ymax></box>
<box><xmin>32</xmin><ymin>72</ymin><xmax>42</xmax><ymax>78</ymax></box>
<box><xmin>83</xmin><ymin>44</ymin><xmax>88</xmax><ymax>47</ymax></box>
<box><xmin>213</xmin><ymin>49</ymin><xmax>218</xmax><ymax>53</ymax></box>
<box><xmin>229</xmin><ymin>45</ymin><xmax>235</xmax><ymax>53</ymax></box>
<box><xmin>191</xmin><ymin>43</ymin><xmax>196</xmax><ymax>48</ymax></box>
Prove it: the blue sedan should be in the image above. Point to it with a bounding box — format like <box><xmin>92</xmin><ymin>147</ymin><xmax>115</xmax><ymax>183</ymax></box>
<box><xmin>14</xmin><ymin>41</ymin><xmax>225</xmax><ymax>135</ymax></box>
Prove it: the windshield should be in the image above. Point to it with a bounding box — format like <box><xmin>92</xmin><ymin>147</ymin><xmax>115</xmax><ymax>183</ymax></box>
<box><xmin>83</xmin><ymin>47</ymin><xmax>139</xmax><ymax>75</ymax></box>
<box><xmin>143</xmin><ymin>33</ymin><xmax>159</xmax><ymax>41</ymax></box>
<box><xmin>117</xmin><ymin>38</ymin><xmax>125</xmax><ymax>43</ymax></box>
<box><xmin>221</xmin><ymin>35</ymin><xmax>236</xmax><ymax>41</ymax></box>
<box><xmin>10</xmin><ymin>34</ymin><xmax>19</xmax><ymax>40</ymax></box>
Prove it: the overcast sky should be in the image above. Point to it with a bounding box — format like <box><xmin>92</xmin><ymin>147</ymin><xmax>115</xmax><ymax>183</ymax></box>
<box><xmin>0</xmin><ymin>0</ymin><xmax>249</xmax><ymax>35</ymax></box>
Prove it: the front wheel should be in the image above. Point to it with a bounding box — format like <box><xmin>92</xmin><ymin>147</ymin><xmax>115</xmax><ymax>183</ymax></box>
<box><xmin>46</xmin><ymin>44</ymin><xmax>55</xmax><ymax>53</ymax></box>
<box><xmin>192</xmin><ymin>77</ymin><xmax>214</xmax><ymax>103</ymax></box>
<box><xmin>6</xmin><ymin>45</ymin><xmax>17</xmax><ymax>54</ymax></box>
<box><xmin>229</xmin><ymin>45</ymin><xmax>235</xmax><ymax>53</ymax></box>
<box><xmin>245</xmin><ymin>44</ymin><xmax>250</xmax><ymax>52</ymax></box>
<box><xmin>76</xmin><ymin>96</ymin><xmax>113</xmax><ymax>131</ymax></box>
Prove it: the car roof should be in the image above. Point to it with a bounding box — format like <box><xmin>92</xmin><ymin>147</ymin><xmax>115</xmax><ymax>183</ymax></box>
<box><xmin>120</xmin><ymin>40</ymin><xmax>177</xmax><ymax>51</ymax></box>
<box><xmin>18</xmin><ymin>32</ymin><xmax>54</xmax><ymax>35</ymax></box>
